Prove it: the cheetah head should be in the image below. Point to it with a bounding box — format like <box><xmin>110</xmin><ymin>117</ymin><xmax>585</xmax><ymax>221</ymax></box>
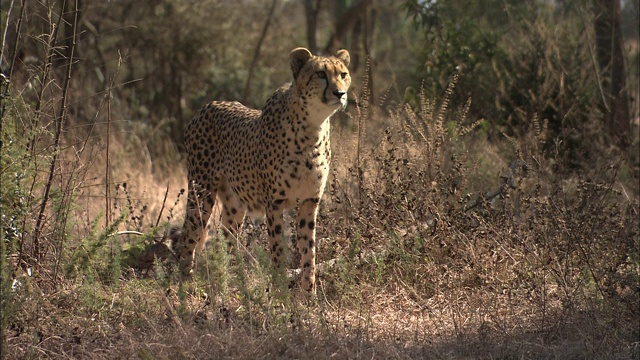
<box><xmin>290</xmin><ymin>47</ymin><xmax>351</xmax><ymax>118</ymax></box>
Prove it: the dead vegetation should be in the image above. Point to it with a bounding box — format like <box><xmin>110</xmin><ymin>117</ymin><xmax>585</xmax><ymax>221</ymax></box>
<box><xmin>2</xmin><ymin>1</ymin><xmax>639</xmax><ymax>359</ymax></box>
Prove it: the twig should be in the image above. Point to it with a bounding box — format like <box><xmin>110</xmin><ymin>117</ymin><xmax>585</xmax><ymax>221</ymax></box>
<box><xmin>617</xmin><ymin>182</ymin><xmax>638</xmax><ymax>215</ymax></box>
<box><xmin>242</xmin><ymin>0</ymin><xmax>278</xmax><ymax>104</ymax></box>
<box><xmin>105</xmin><ymin>54</ymin><xmax>123</xmax><ymax>229</ymax></box>
<box><xmin>1</xmin><ymin>0</ymin><xmax>23</xmax><ymax>110</ymax></box>
<box><xmin>28</xmin><ymin>1</ymin><xmax>63</xmax><ymax>156</ymax></box>
<box><xmin>155</xmin><ymin>182</ymin><xmax>170</xmax><ymax>228</ymax></box>
<box><xmin>1</xmin><ymin>0</ymin><xmax>25</xmax><ymax>272</ymax></box>
<box><xmin>113</xmin><ymin>230</ymin><xmax>145</xmax><ymax>237</ymax></box>
<box><xmin>0</xmin><ymin>0</ymin><xmax>25</xmax><ymax>103</ymax></box>
<box><xmin>53</xmin><ymin>145</ymin><xmax>89</xmax><ymax>282</ymax></box>
<box><xmin>105</xmin><ymin>78</ymin><xmax>112</xmax><ymax>227</ymax></box>
<box><xmin>0</xmin><ymin>0</ymin><xmax>16</xmax><ymax>71</ymax></box>
<box><xmin>20</xmin><ymin>0</ymin><xmax>62</xmax><ymax>264</ymax></box>
<box><xmin>33</xmin><ymin>0</ymin><xmax>78</xmax><ymax>260</ymax></box>
<box><xmin>463</xmin><ymin>159</ymin><xmax>525</xmax><ymax>212</ymax></box>
<box><xmin>574</xmin><ymin>2</ymin><xmax>609</xmax><ymax>112</ymax></box>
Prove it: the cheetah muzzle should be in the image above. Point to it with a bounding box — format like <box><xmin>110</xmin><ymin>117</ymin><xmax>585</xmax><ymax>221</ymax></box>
<box><xmin>172</xmin><ymin>47</ymin><xmax>351</xmax><ymax>293</ymax></box>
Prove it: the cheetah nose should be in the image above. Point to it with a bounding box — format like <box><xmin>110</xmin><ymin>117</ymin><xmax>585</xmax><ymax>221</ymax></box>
<box><xmin>333</xmin><ymin>90</ymin><xmax>346</xmax><ymax>99</ymax></box>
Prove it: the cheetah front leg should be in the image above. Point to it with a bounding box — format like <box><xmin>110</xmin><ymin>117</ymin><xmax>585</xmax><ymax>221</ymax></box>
<box><xmin>174</xmin><ymin>180</ymin><xmax>215</xmax><ymax>276</ymax></box>
<box><xmin>266</xmin><ymin>200</ymin><xmax>287</xmax><ymax>274</ymax></box>
<box><xmin>296</xmin><ymin>197</ymin><xmax>320</xmax><ymax>293</ymax></box>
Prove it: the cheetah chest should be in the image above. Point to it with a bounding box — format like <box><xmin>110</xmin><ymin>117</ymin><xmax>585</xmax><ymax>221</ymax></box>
<box><xmin>264</xmin><ymin>135</ymin><xmax>330</xmax><ymax>207</ymax></box>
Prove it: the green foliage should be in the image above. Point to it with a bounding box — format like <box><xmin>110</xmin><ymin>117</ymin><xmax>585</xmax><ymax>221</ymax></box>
<box><xmin>404</xmin><ymin>0</ymin><xmax>510</xmax><ymax>105</ymax></box>
<box><xmin>0</xmin><ymin>232</ymin><xmax>15</xmax><ymax>355</ymax></box>
<box><xmin>1</xmin><ymin>99</ymin><xmax>36</xmax><ymax>351</ymax></box>
<box><xmin>66</xmin><ymin>213</ymin><xmax>126</xmax><ymax>285</ymax></box>
<box><xmin>0</xmin><ymin>112</ymin><xmax>29</xmax><ymax>256</ymax></box>
<box><xmin>202</xmin><ymin>230</ymin><xmax>231</xmax><ymax>296</ymax></box>
<box><xmin>403</xmin><ymin>0</ymin><xmax>607</xmax><ymax>160</ymax></box>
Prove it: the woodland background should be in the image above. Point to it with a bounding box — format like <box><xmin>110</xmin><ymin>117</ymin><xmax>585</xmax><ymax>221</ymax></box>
<box><xmin>1</xmin><ymin>0</ymin><xmax>639</xmax><ymax>358</ymax></box>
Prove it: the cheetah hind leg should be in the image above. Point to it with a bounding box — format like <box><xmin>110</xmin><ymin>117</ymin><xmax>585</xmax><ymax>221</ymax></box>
<box><xmin>219</xmin><ymin>193</ymin><xmax>248</xmax><ymax>252</ymax></box>
<box><xmin>173</xmin><ymin>182</ymin><xmax>215</xmax><ymax>277</ymax></box>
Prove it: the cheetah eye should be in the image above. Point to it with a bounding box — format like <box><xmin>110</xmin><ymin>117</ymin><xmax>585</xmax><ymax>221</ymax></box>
<box><xmin>316</xmin><ymin>71</ymin><xmax>326</xmax><ymax>79</ymax></box>
<box><xmin>340</xmin><ymin>72</ymin><xmax>348</xmax><ymax>80</ymax></box>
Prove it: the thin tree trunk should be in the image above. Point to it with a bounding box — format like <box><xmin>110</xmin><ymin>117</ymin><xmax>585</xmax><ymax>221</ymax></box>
<box><xmin>324</xmin><ymin>0</ymin><xmax>373</xmax><ymax>54</ymax></box>
<box><xmin>242</xmin><ymin>0</ymin><xmax>278</xmax><ymax>104</ymax></box>
<box><xmin>304</xmin><ymin>0</ymin><xmax>320</xmax><ymax>53</ymax></box>
<box><xmin>594</xmin><ymin>0</ymin><xmax>631</xmax><ymax>148</ymax></box>
<box><xmin>350</xmin><ymin>17</ymin><xmax>362</xmax><ymax>73</ymax></box>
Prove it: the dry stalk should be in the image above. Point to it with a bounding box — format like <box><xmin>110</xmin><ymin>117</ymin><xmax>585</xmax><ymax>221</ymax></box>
<box><xmin>17</xmin><ymin>0</ymin><xmax>61</xmax><ymax>265</ymax></box>
<box><xmin>33</xmin><ymin>0</ymin><xmax>78</xmax><ymax>260</ymax></box>
<box><xmin>102</xmin><ymin>55</ymin><xmax>123</xmax><ymax>228</ymax></box>
<box><xmin>155</xmin><ymin>183</ymin><xmax>171</xmax><ymax>228</ymax></box>
<box><xmin>105</xmin><ymin>81</ymin><xmax>112</xmax><ymax>227</ymax></box>
<box><xmin>355</xmin><ymin>58</ymin><xmax>372</xmax><ymax>197</ymax></box>
<box><xmin>0</xmin><ymin>0</ymin><xmax>26</xmax><ymax>105</ymax></box>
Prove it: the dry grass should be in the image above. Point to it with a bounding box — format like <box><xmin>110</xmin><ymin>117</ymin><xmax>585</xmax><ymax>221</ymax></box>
<box><xmin>2</xmin><ymin>3</ymin><xmax>639</xmax><ymax>358</ymax></box>
<box><xmin>4</xmin><ymin>76</ymin><xmax>638</xmax><ymax>359</ymax></box>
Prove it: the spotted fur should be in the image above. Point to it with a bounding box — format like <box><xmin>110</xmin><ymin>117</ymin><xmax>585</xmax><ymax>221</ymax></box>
<box><xmin>172</xmin><ymin>48</ymin><xmax>351</xmax><ymax>292</ymax></box>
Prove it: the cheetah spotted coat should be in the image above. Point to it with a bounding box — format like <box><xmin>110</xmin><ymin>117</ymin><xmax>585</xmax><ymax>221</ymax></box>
<box><xmin>172</xmin><ymin>48</ymin><xmax>351</xmax><ymax>292</ymax></box>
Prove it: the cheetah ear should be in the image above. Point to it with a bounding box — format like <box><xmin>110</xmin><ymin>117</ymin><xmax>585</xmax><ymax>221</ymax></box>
<box><xmin>290</xmin><ymin>47</ymin><xmax>313</xmax><ymax>80</ymax></box>
<box><xmin>335</xmin><ymin>49</ymin><xmax>350</xmax><ymax>67</ymax></box>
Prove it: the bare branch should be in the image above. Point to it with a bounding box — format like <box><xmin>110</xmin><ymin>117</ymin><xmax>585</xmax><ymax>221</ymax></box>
<box><xmin>33</xmin><ymin>0</ymin><xmax>79</xmax><ymax>260</ymax></box>
<box><xmin>242</xmin><ymin>0</ymin><xmax>278</xmax><ymax>104</ymax></box>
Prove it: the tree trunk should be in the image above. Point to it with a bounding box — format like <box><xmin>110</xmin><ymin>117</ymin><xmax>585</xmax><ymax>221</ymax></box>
<box><xmin>350</xmin><ymin>17</ymin><xmax>362</xmax><ymax>73</ymax></box>
<box><xmin>324</xmin><ymin>0</ymin><xmax>374</xmax><ymax>54</ymax></box>
<box><xmin>303</xmin><ymin>0</ymin><xmax>320</xmax><ymax>53</ymax></box>
<box><xmin>594</xmin><ymin>0</ymin><xmax>631</xmax><ymax>148</ymax></box>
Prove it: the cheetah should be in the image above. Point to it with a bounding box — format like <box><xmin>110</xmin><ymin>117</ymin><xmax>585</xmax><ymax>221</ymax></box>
<box><xmin>172</xmin><ymin>47</ymin><xmax>351</xmax><ymax>292</ymax></box>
